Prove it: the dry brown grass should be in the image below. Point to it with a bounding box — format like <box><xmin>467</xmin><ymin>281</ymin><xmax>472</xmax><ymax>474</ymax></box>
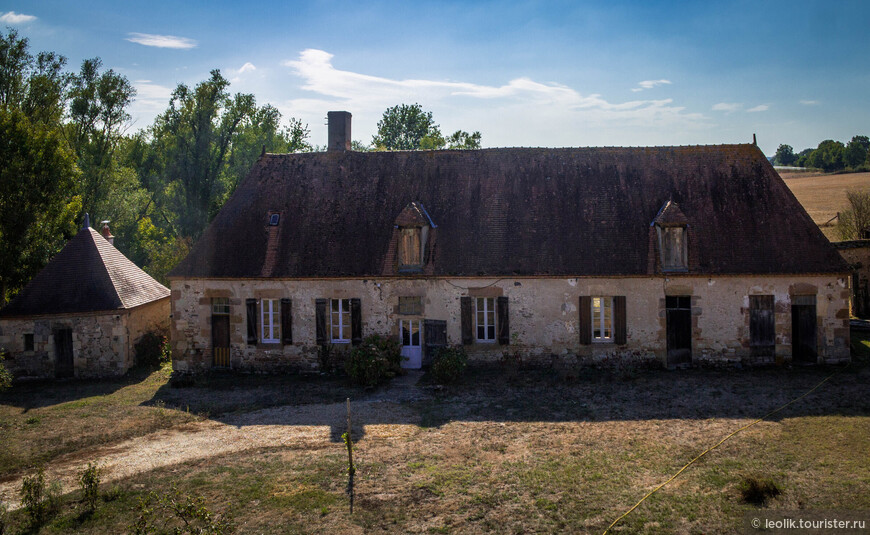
<box><xmin>2</xmin><ymin>355</ymin><xmax>869</xmax><ymax>534</ymax></box>
<box><xmin>780</xmin><ymin>170</ymin><xmax>870</xmax><ymax>240</ymax></box>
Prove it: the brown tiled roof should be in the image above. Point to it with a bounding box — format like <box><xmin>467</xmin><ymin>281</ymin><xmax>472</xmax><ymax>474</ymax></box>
<box><xmin>0</xmin><ymin>228</ymin><xmax>170</xmax><ymax>317</ymax></box>
<box><xmin>652</xmin><ymin>200</ymin><xmax>689</xmax><ymax>226</ymax></box>
<box><xmin>169</xmin><ymin>144</ymin><xmax>848</xmax><ymax>279</ymax></box>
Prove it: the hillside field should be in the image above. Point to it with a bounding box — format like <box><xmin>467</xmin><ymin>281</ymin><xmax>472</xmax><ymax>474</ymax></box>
<box><xmin>780</xmin><ymin>170</ymin><xmax>870</xmax><ymax>241</ymax></box>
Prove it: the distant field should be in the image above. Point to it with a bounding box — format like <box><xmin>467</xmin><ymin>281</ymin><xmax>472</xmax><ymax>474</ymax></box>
<box><xmin>780</xmin><ymin>171</ymin><xmax>870</xmax><ymax>241</ymax></box>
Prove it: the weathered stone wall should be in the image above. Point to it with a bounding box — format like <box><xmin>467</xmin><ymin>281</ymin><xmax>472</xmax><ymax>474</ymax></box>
<box><xmin>0</xmin><ymin>312</ymin><xmax>133</xmax><ymax>378</ymax></box>
<box><xmin>170</xmin><ymin>274</ymin><xmax>850</xmax><ymax>373</ymax></box>
<box><xmin>833</xmin><ymin>241</ymin><xmax>870</xmax><ymax>317</ymax></box>
<box><xmin>126</xmin><ymin>298</ymin><xmax>171</xmax><ymax>364</ymax></box>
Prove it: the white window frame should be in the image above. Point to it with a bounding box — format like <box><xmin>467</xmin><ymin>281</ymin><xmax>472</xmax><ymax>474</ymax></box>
<box><xmin>475</xmin><ymin>297</ymin><xmax>497</xmax><ymax>343</ymax></box>
<box><xmin>260</xmin><ymin>299</ymin><xmax>279</xmax><ymax>343</ymax></box>
<box><xmin>331</xmin><ymin>298</ymin><xmax>351</xmax><ymax>344</ymax></box>
<box><xmin>591</xmin><ymin>296</ymin><xmax>613</xmax><ymax>342</ymax></box>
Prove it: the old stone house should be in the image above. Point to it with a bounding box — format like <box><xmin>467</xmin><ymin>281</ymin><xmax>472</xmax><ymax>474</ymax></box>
<box><xmin>168</xmin><ymin>112</ymin><xmax>850</xmax><ymax>374</ymax></box>
<box><xmin>0</xmin><ymin>219</ymin><xmax>170</xmax><ymax>378</ymax></box>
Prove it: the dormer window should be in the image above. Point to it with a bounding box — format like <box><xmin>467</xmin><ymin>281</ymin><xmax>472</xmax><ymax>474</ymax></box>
<box><xmin>393</xmin><ymin>201</ymin><xmax>436</xmax><ymax>274</ymax></box>
<box><xmin>399</xmin><ymin>227</ymin><xmax>422</xmax><ymax>270</ymax></box>
<box><xmin>652</xmin><ymin>200</ymin><xmax>688</xmax><ymax>272</ymax></box>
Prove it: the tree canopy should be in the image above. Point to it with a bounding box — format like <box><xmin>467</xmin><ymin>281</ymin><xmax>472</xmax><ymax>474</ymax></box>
<box><xmin>372</xmin><ymin>103</ymin><xmax>481</xmax><ymax>150</ymax></box>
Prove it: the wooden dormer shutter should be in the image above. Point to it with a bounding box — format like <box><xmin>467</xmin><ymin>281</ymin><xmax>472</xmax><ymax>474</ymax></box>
<box><xmin>246</xmin><ymin>298</ymin><xmax>257</xmax><ymax>345</ymax></box>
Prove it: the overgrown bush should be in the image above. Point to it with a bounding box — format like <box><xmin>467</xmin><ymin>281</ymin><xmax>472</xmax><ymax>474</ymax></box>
<box><xmin>739</xmin><ymin>475</ymin><xmax>781</xmax><ymax>506</ymax></box>
<box><xmin>0</xmin><ymin>352</ymin><xmax>12</xmax><ymax>391</ymax></box>
<box><xmin>131</xmin><ymin>484</ymin><xmax>234</xmax><ymax>534</ymax></box>
<box><xmin>0</xmin><ymin>500</ymin><xmax>8</xmax><ymax>535</ymax></box>
<box><xmin>344</xmin><ymin>334</ymin><xmax>402</xmax><ymax>387</ymax></box>
<box><xmin>431</xmin><ymin>346</ymin><xmax>468</xmax><ymax>384</ymax></box>
<box><xmin>79</xmin><ymin>462</ymin><xmax>101</xmax><ymax>512</ymax></box>
<box><xmin>135</xmin><ymin>328</ymin><xmax>171</xmax><ymax>367</ymax></box>
<box><xmin>20</xmin><ymin>466</ymin><xmax>61</xmax><ymax>526</ymax></box>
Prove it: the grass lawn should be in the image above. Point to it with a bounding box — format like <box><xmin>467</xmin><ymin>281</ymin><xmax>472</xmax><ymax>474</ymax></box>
<box><xmin>1</xmin><ymin>344</ymin><xmax>869</xmax><ymax>534</ymax></box>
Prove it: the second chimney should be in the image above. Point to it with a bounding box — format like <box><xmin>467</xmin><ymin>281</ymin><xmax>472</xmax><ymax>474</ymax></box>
<box><xmin>100</xmin><ymin>220</ymin><xmax>115</xmax><ymax>246</ymax></box>
<box><xmin>327</xmin><ymin>111</ymin><xmax>352</xmax><ymax>152</ymax></box>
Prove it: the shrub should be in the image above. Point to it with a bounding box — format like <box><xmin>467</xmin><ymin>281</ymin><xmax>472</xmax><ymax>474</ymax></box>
<box><xmin>135</xmin><ymin>328</ymin><xmax>171</xmax><ymax>367</ymax></box>
<box><xmin>0</xmin><ymin>351</ymin><xmax>12</xmax><ymax>391</ymax></box>
<box><xmin>344</xmin><ymin>335</ymin><xmax>402</xmax><ymax>387</ymax></box>
<box><xmin>0</xmin><ymin>501</ymin><xmax>7</xmax><ymax>535</ymax></box>
<box><xmin>20</xmin><ymin>466</ymin><xmax>60</xmax><ymax>525</ymax></box>
<box><xmin>431</xmin><ymin>346</ymin><xmax>468</xmax><ymax>384</ymax></box>
<box><xmin>739</xmin><ymin>475</ymin><xmax>781</xmax><ymax>506</ymax></box>
<box><xmin>131</xmin><ymin>485</ymin><xmax>234</xmax><ymax>534</ymax></box>
<box><xmin>79</xmin><ymin>462</ymin><xmax>101</xmax><ymax>512</ymax></box>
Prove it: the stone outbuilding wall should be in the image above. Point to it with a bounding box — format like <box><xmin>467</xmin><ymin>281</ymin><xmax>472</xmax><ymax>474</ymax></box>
<box><xmin>832</xmin><ymin>240</ymin><xmax>870</xmax><ymax>317</ymax></box>
<box><xmin>170</xmin><ymin>274</ymin><xmax>850</xmax><ymax>374</ymax></box>
<box><xmin>0</xmin><ymin>298</ymin><xmax>170</xmax><ymax>379</ymax></box>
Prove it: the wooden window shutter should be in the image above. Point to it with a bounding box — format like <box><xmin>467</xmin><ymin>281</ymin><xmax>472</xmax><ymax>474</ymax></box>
<box><xmin>579</xmin><ymin>296</ymin><xmax>592</xmax><ymax>345</ymax></box>
<box><xmin>315</xmin><ymin>299</ymin><xmax>327</xmax><ymax>345</ymax></box>
<box><xmin>351</xmin><ymin>298</ymin><xmax>362</xmax><ymax>345</ymax></box>
<box><xmin>613</xmin><ymin>296</ymin><xmax>627</xmax><ymax>345</ymax></box>
<box><xmin>497</xmin><ymin>296</ymin><xmax>510</xmax><ymax>345</ymax></box>
<box><xmin>460</xmin><ymin>296</ymin><xmax>473</xmax><ymax>345</ymax></box>
<box><xmin>281</xmin><ymin>298</ymin><xmax>292</xmax><ymax>345</ymax></box>
<box><xmin>246</xmin><ymin>298</ymin><xmax>257</xmax><ymax>345</ymax></box>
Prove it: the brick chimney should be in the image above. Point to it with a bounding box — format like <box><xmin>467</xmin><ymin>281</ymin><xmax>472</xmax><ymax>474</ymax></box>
<box><xmin>327</xmin><ymin>111</ymin><xmax>352</xmax><ymax>152</ymax></box>
<box><xmin>100</xmin><ymin>220</ymin><xmax>115</xmax><ymax>245</ymax></box>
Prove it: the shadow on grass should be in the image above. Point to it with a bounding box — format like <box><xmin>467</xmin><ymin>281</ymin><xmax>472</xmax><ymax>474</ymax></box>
<box><xmin>0</xmin><ymin>365</ymin><xmax>161</xmax><ymax>412</ymax></box>
<box><xmin>146</xmin><ymin>357</ymin><xmax>869</xmax><ymax>445</ymax></box>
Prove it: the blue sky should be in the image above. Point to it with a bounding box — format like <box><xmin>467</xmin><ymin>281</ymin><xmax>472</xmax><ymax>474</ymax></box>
<box><xmin>2</xmin><ymin>0</ymin><xmax>868</xmax><ymax>154</ymax></box>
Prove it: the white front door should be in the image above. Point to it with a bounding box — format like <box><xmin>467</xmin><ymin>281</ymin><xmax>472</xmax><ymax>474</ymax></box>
<box><xmin>400</xmin><ymin>319</ymin><xmax>422</xmax><ymax>369</ymax></box>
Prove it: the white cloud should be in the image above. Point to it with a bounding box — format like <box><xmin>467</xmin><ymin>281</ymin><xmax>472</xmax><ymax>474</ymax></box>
<box><xmin>281</xmin><ymin>49</ymin><xmax>705</xmax><ymax>140</ymax></box>
<box><xmin>631</xmin><ymin>79</ymin><xmax>672</xmax><ymax>92</ymax></box>
<box><xmin>238</xmin><ymin>62</ymin><xmax>256</xmax><ymax>74</ymax></box>
<box><xmin>0</xmin><ymin>11</ymin><xmax>37</xmax><ymax>24</ymax></box>
<box><xmin>126</xmin><ymin>80</ymin><xmax>174</xmax><ymax>128</ymax></box>
<box><xmin>126</xmin><ymin>33</ymin><xmax>197</xmax><ymax>49</ymax></box>
<box><xmin>746</xmin><ymin>104</ymin><xmax>768</xmax><ymax>112</ymax></box>
<box><xmin>712</xmin><ymin>102</ymin><xmax>742</xmax><ymax>112</ymax></box>
<box><xmin>800</xmin><ymin>100</ymin><xmax>819</xmax><ymax>105</ymax></box>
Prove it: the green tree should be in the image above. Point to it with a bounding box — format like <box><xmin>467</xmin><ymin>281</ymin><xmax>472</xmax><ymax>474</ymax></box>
<box><xmin>844</xmin><ymin>135</ymin><xmax>869</xmax><ymax>169</ymax></box>
<box><xmin>65</xmin><ymin>58</ymin><xmax>136</xmax><ymax>220</ymax></box>
<box><xmin>794</xmin><ymin>148</ymin><xmax>814</xmax><ymax>167</ymax></box>
<box><xmin>807</xmin><ymin>140</ymin><xmax>845</xmax><ymax>172</ymax></box>
<box><xmin>446</xmin><ymin>130</ymin><xmax>482</xmax><ymax>150</ymax></box>
<box><xmin>0</xmin><ymin>29</ymin><xmax>80</xmax><ymax>305</ymax></box>
<box><xmin>773</xmin><ymin>144</ymin><xmax>796</xmax><ymax>166</ymax></box>
<box><xmin>372</xmin><ymin>103</ymin><xmax>440</xmax><ymax>150</ymax></box>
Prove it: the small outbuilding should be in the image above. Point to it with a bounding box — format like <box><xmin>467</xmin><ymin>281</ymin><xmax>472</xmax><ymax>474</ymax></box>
<box><xmin>0</xmin><ymin>217</ymin><xmax>170</xmax><ymax>379</ymax></box>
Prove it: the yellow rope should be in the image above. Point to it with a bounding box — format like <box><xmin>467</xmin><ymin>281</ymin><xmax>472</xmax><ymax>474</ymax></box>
<box><xmin>602</xmin><ymin>369</ymin><xmax>840</xmax><ymax>534</ymax></box>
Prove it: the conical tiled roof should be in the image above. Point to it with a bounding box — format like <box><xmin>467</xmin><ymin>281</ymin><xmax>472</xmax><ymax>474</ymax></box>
<box><xmin>0</xmin><ymin>227</ymin><xmax>169</xmax><ymax>317</ymax></box>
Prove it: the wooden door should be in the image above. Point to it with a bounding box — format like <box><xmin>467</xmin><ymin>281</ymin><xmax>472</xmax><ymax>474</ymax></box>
<box><xmin>212</xmin><ymin>315</ymin><xmax>231</xmax><ymax>368</ymax></box>
<box><xmin>423</xmin><ymin>319</ymin><xmax>447</xmax><ymax>367</ymax></box>
<box><xmin>55</xmin><ymin>327</ymin><xmax>74</xmax><ymax>378</ymax></box>
<box><xmin>666</xmin><ymin>296</ymin><xmax>692</xmax><ymax>367</ymax></box>
<box><xmin>749</xmin><ymin>295</ymin><xmax>775</xmax><ymax>358</ymax></box>
<box><xmin>791</xmin><ymin>296</ymin><xmax>817</xmax><ymax>365</ymax></box>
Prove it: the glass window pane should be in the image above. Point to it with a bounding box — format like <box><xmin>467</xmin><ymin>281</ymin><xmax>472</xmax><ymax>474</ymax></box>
<box><xmin>331</xmin><ymin>299</ymin><xmax>338</xmax><ymax>312</ymax></box>
<box><xmin>488</xmin><ymin>325</ymin><xmax>495</xmax><ymax>340</ymax></box>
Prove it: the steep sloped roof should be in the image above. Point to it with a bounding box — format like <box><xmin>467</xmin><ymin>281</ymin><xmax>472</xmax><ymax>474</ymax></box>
<box><xmin>169</xmin><ymin>144</ymin><xmax>848</xmax><ymax>278</ymax></box>
<box><xmin>0</xmin><ymin>228</ymin><xmax>170</xmax><ymax>317</ymax></box>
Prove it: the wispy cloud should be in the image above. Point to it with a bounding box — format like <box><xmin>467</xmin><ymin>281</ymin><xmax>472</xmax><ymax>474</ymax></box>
<box><xmin>238</xmin><ymin>62</ymin><xmax>256</xmax><ymax>74</ymax></box>
<box><xmin>126</xmin><ymin>33</ymin><xmax>197</xmax><ymax>49</ymax></box>
<box><xmin>800</xmin><ymin>99</ymin><xmax>819</xmax><ymax>105</ymax></box>
<box><xmin>712</xmin><ymin>102</ymin><xmax>742</xmax><ymax>112</ymax></box>
<box><xmin>0</xmin><ymin>11</ymin><xmax>36</xmax><ymax>24</ymax></box>
<box><xmin>127</xmin><ymin>80</ymin><xmax>173</xmax><ymax>127</ymax></box>
<box><xmin>281</xmin><ymin>49</ymin><xmax>705</xmax><ymax>138</ymax></box>
<box><xmin>747</xmin><ymin>104</ymin><xmax>769</xmax><ymax>112</ymax></box>
<box><xmin>631</xmin><ymin>79</ymin><xmax>671</xmax><ymax>92</ymax></box>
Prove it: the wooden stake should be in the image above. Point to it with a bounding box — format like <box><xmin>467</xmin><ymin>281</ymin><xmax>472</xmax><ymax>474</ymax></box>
<box><xmin>345</xmin><ymin>397</ymin><xmax>355</xmax><ymax>514</ymax></box>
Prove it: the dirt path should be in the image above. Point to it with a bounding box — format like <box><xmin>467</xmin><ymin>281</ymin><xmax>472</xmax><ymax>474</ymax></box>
<box><xmin>0</xmin><ymin>373</ymin><xmax>426</xmax><ymax>509</ymax></box>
